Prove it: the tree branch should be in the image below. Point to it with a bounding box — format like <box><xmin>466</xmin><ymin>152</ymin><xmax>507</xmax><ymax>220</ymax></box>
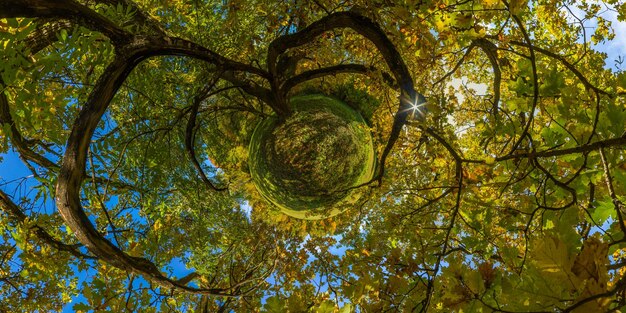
<box><xmin>0</xmin><ymin>189</ymin><xmax>94</xmax><ymax>259</ymax></box>
<box><xmin>497</xmin><ymin>38</ymin><xmax>611</xmax><ymax>97</ymax></box>
<box><xmin>267</xmin><ymin>10</ymin><xmax>422</xmax><ymax>182</ymax></box>
<box><xmin>507</xmin><ymin>12</ymin><xmax>539</xmax><ymax>155</ymax></box>
<box><xmin>185</xmin><ymin>78</ymin><xmax>228</xmax><ymax>191</ymax></box>
<box><xmin>0</xmin><ymin>0</ymin><xmax>131</xmax><ymax>44</ymax></box>
<box><xmin>0</xmin><ymin>78</ymin><xmax>58</xmax><ymax>169</ymax></box>
<box><xmin>474</xmin><ymin>38</ymin><xmax>501</xmax><ymax>115</ymax></box>
<box><xmin>432</xmin><ymin>43</ymin><xmax>476</xmax><ymax>86</ymax></box>
<box><xmin>561</xmin><ymin>274</ymin><xmax>626</xmax><ymax>312</ymax></box>
<box><xmin>94</xmin><ymin>0</ymin><xmax>166</xmax><ymax>35</ymax></box>
<box><xmin>419</xmin><ymin>127</ymin><xmax>464</xmax><ymax>312</ymax></box>
<box><xmin>23</xmin><ymin>19</ymin><xmax>75</xmax><ymax>54</ymax></box>
<box><xmin>281</xmin><ymin>63</ymin><xmax>396</xmax><ymax>94</ymax></box>
<box><xmin>599</xmin><ymin>148</ymin><xmax>626</xmax><ymax>236</ymax></box>
<box><xmin>55</xmin><ymin>53</ymin><xmax>155</xmax><ymax>275</ymax></box>
<box><xmin>494</xmin><ymin>135</ymin><xmax>626</xmax><ymax>161</ymax></box>
<box><xmin>52</xmin><ymin>37</ymin><xmax>273</xmax><ymax>296</ymax></box>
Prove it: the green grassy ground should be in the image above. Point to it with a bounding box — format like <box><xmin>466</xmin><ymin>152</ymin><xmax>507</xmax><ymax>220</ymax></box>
<box><xmin>249</xmin><ymin>94</ymin><xmax>375</xmax><ymax>220</ymax></box>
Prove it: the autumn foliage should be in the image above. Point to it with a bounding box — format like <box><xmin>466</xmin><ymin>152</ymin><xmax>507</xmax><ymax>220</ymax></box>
<box><xmin>1</xmin><ymin>0</ymin><xmax>626</xmax><ymax>312</ymax></box>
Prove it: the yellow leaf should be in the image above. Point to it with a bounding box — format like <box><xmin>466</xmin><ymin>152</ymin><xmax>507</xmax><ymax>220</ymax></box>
<box><xmin>572</xmin><ymin>236</ymin><xmax>608</xmax><ymax>284</ymax></box>
<box><xmin>434</xmin><ymin>19</ymin><xmax>446</xmax><ymax>32</ymax></box>
<box><xmin>153</xmin><ymin>220</ymin><xmax>162</xmax><ymax>231</ymax></box>
<box><xmin>482</xmin><ymin>0</ymin><xmax>499</xmax><ymax>7</ymax></box>
<box><xmin>485</xmin><ymin>156</ymin><xmax>496</xmax><ymax>165</ymax></box>
<box><xmin>533</xmin><ymin>236</ymin><xmax>573</xmax><ymax>275</ymax></box>
<box><xmin>571</xmin><ymin>236</ymin><xmax>611</xmax><ymax>312</ymax></box>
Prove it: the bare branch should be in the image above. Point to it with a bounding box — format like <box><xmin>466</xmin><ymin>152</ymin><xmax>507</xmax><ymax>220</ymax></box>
<box><xmin>418</xmin><ymin>126</ymin><xmax>464</xmax><ymax>311</ymax></box>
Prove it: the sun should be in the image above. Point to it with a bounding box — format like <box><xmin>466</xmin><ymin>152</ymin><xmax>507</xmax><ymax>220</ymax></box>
<box><xmin>402</xmin><ymin>93</ymin><xmax>427</xmax><ymax>119</ymax></box>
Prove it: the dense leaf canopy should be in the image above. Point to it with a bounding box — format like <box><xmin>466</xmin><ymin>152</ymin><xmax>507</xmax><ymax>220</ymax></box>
<box><xmin>1</xmin><ymin>0</ymin><xmax>626</xmax><ymax>312</ymax></box>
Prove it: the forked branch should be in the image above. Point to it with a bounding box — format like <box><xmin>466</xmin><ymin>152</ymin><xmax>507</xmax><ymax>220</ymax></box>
<box><xmin>185</xmin><ymin>77</ymin><xmax>229</xmax><ymax>191</ymax></box>
<box><xmin>267</xmin><ymin>10</ymin><xmax>422</xmax><ymax>183</ymax></box>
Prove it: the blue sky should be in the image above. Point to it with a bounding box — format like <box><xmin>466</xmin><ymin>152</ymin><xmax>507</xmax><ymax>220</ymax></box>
<box><xmin>0</xmin><ymin>153</ymin><xmax>89</xmax><ymax>312</ymax></box>
<box><xmin>563</xmin><ymin>1</ymin><xmax>626</xmax><ymax>72</ymax></box>
<box><xmin>0</xmin><ymin>150</ymin><xmax>195</xmax><ymax>312</ymax></box>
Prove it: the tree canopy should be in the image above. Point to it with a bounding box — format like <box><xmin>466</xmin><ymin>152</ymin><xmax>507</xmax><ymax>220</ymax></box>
<box><xmin>1</xmin><ymin>0</ymin><xmax>626</xmax><ymax>311</ymax></box>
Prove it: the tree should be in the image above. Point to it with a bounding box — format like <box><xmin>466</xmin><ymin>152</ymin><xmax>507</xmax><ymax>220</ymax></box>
<box><xmin>1</xmin><ymin>0</ymin><xmax>626</xmax><ymax>311</ymax></box>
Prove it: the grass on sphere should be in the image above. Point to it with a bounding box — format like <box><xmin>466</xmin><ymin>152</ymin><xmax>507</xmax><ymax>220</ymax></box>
<box><xmin>249</xmin><ymin>94</ymin><xmax>375</xmax><ymax>220</ymax></box>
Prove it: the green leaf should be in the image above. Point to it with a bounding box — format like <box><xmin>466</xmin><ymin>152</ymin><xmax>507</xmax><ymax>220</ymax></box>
<box><xmin>314</xmin><ymin>300</ymin><xmax>336</xmax><ymax>313</ymax></box>
<box><xmin>339</xmin><ymin>304</ymin><xmax>353</xmax><ymax>313</ymax></box>
<box><xmin>592</xmin><ymin>199</ymin><xmax>616</xmax><ymax>224</ymax></box>
<box><xmin>7</xmin><ymin>18</ymin><xmax>19</xmax><ymax>28</ymax></box>
<box><xmin>263</xmin><ymin>296</ymin><xmax>285</xmax><ymax>313</ymax></box>
<box><xmin>73</xmin><ymin>303</ymin><xmax>90</xmax><ymax>311</ymax></box>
